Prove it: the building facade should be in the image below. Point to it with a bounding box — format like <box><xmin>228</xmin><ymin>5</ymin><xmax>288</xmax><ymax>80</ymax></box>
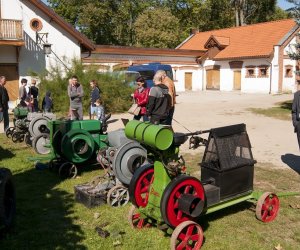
<box><xmin>177</xmin><ymin>19</ymin><xmax>300</xmax><ymax>94</ymax></box>
<box><xmin>0</xmin><ymin>0</ymin><xmax>94</xmax><ymax>106</ymax></box>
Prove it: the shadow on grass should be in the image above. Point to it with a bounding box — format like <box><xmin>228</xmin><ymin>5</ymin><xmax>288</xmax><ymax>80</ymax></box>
<box><xmin>0</xmin><ymin>167</ymin><xmax>87</xmax><ymax>250</ymax></box>
<box><xmin>0</xmin><ymin>146</ymin><xmax>15</xmax><ymax>161</ymax></box>
<box><xmin>278</xmin><ymin>100</ymin><xmax>292</xmax><ymax>111</ymax></box>
<box><xmin>281</xmin><ymin>153</ymin><xmax>300</xmax><ymax>175</ymax></box>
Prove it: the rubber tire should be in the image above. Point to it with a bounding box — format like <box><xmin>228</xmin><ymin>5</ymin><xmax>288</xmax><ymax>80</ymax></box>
<box><xmin>0</xmin><ymin>168</ymin><xmax>16</xmax><ymax>232</ymax></box>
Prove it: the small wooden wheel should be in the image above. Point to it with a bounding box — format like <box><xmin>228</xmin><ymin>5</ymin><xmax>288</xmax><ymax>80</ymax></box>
<box><xmin>128</xmin><ymin>205</ymin><xmax>150</xmax><ymax>229</ymax></box>
<box><xmin>106</xmin><ymin>184</ymin><xmax>129</xmax><ymax>207</ymax></box>
<box><xmin>170</xmin><ymin>220</ymin><xmax>203</xmax><ymax>250</ymax></box>
<box><xmin>256</xmin><ymin>192</ymin><xmax>280</xmax><ymax>223</ymax></box>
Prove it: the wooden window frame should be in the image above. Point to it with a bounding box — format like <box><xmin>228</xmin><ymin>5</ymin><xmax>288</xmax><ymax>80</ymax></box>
<box><xmin>258</xmin><ymin>65</ymin><xmax>269</xmax><ymax>78</ymax></box>
<box><xmin>245</xmin><ymin>65</ymin><xmax>256</xmax><ymax>78</ymax></box>
<box><xmin>285</xmin><ymin>65</ymin><xmax>293</xmax><ymax>78</ymax></box>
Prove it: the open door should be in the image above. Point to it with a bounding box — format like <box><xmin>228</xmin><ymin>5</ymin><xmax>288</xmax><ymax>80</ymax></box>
<box><xmin>0</xmin><ymin>64</ymin><xmax>19</xmax><ymax>101</ymax></box>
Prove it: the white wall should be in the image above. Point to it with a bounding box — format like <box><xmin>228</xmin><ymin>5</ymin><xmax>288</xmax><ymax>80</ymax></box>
<box><xmin>1</xmin><ymin>0</ymin><xmax>22</xmax><ymax>19</ymax></box>
<box><xmin>18</xmin><ymin>1</ymin><xmax>82</xmax><ymax>77</ymax></box>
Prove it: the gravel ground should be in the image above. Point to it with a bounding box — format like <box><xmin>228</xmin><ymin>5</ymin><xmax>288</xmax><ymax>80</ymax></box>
<box><xmin>1</xmin><ymin>91</ymin><xmax>299</xmax><ymax>170</ymax></box>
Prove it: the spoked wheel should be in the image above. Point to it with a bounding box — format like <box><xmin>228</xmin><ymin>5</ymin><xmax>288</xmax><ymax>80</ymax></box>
<box><xmin>170</xmin><ymin>220</ymin><xmax>203</xmax><ymax>250</ymax></box>
<box><xmin>129</xmin><ymin>164</ymin><xmax>154</xmax><ymax>207</ymax></box>
<box><xmin>58</xmin><ymin>162</ymin><xmax>78</xmax><ymax>179</ymax></box>
<box><xmin>5</xmin><ymin>127</ymin><xmax>15</xmax><ymax>139</ymax></box>
<box><xmin>24</xmin><ymin>133</ymin><xmax>32</xmax><ymax>147</ymax></box>
<box><xmin>11</xmin><ymin>132</ymin><xmax>21</xmax><ymax>143</ymax></box>
<box><xmin>106</xmin><ymin>184</ymin><xmax>129</xmax><ymax>207</ymax></box>
<box><xmin>128</xmin><ymin>205</ymin><xmax>151</xmax><ymax>229</ymax></box>
<box><xmin>161</xmin><ymin>175</ymin><xmax>205</xmax><ymax>228</ymax></box>
<box><xmin>256</xmin><ymin>192</ymin><xmax>280</xmax><ymax>223</ymax></box>
<box><xmin>32</xmin><ymin>133</ymin><xmax>50</xmax><ymax>155</ymax></box>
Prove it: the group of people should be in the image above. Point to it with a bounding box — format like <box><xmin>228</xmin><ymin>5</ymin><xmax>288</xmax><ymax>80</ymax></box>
<box><xmin>18</xmin><ymin>78</ymin><xmax>53</xmax><ymax>113</ymax></box>
<box><xmin>67</xmin><ymin>75</ymin><xmax>104</xmax><ymax>121</ymax></box>
<box><xmin>132</xmin><ymin>70</ymin><xmax>176</xmax><ymax>126</ymax></box>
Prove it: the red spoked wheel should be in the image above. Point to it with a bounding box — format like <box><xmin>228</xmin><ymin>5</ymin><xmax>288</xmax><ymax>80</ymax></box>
<box><xmin>170</xmin><ymin>220</ymin><xmax>203</xmax><ymax>250</ymax></box>
<box><xmin>129</xmin><ymin>164</ymin><xmax>154</xmax><ymax>207</ymax></box>
<box><xmin>161</xmin><ymin>175</ymin><xmax>205</xmax><ymax>228</ymax></box>
<box><xmin>256</xmin><ymin>192</ymin><xmax>280</xmax><ymax>223</ymax></box>
<box><xmin>128</xmin><ymin>205</ymin><xmax>151</xmax><ymax>229</ymax></box>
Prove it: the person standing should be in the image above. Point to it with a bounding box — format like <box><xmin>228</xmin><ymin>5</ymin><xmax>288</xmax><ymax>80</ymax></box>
<box><xmin>42</xmin><ymin>91</ymin><xmax>53</xmax><ymax>112</ymax></box>
<box><xmin>132</xmin><ymin>76</ymin><xmax>150</xmax><ymax>121</ymax></box>
<box><xmin>30</xmin><ymin>79</ymin><xmax>39</xmax><ymax>112</ymax></box>
<box><xmin>147</xmin><ymin>75</ymin><xmax>170</xmax><ymax>125</ymax></box>
<box><xmin>292</xmin><ymin>85</ymin><xmax>300</xmax><ymax>149</ymax></box>
<box><xmin>94</xmin><ymin>98</ymin><xmax>105</xmax><ymax>122</ymax></box>
<box><xmin>155</xmin><ymin>70</ymin><xmax>176</xmax><ymax>125</ymax></box>
<box><xmin>67</xmin><ymin>75</ymin><xmax>84</xmax><ymax>120</ymax></box>
<box><xmin>19</xmin><ymin>78</ymin><xmax>28</xmax><ymax>107</ymax></box>
<box><xmin>90</xmin><ymin>80</ymin><xmax>100</xmax><ymax>119</ymax></box>
<box><xmin>0</xmin><ymin>76</ymin><xmax>10</xmax><ymax>131</ymax></box>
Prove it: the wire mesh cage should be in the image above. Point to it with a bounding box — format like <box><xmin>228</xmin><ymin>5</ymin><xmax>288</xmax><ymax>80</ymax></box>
<box><xmin>201</xmin><ymin>123</ymin><xmax>256</xmax><ymax>171</ymax></box>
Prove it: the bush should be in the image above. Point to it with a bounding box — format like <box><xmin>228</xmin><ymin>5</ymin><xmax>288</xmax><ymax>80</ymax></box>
<box><xmin>37</xmin><ymin>60</ymin><xmax>133</xmax><ymax>116</ymax></box>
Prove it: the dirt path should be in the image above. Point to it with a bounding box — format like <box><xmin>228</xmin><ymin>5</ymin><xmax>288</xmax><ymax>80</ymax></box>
<box><xmin>107</xmin><ymin>91</ymin><xmax>298</xmax><ymax>169</ymax></box>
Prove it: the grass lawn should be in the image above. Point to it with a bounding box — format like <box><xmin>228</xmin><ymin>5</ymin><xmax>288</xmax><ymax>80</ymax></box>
<box><xmin>248</xmin><ymin>99</ymin><xmax>292</xmax><ymax>121</ymax></box>
<box><xmin>0</xmin><ymin>134</ymin><xmax>299</xmax><ymax>250</ymax></box>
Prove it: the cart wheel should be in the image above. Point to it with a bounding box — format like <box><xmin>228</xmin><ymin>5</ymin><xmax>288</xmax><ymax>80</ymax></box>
<box><xmin>59</xmin><ymin>162</ymin><xmax>78</xmax><ymax>179</ymax></box>
<box><xmin>32</xmin><ymin>133</ymin><xmax>50</xmax><ymax>155</ymax></box>
<box><xmin>5</xmin><ymin>127</ymin><xmax>15</xmax><ymax>139</ymax></box>
<box><xmin>24</xmin><ymin>133</ymin><xmax>32</xmax><ymax>147</ymax></box>
<box><xmin>129</xmin><ymin>164</ymin><xmax>154</xmax><ymax>208</ymax></box>
<box><xmin>107</xmin><ymin>184</ymin><xmax>129</xmax><ymax>207</ymax></box>
<box><xmin>256</xmin><ymin>192</ymin><xmax>280</xmax><ymax>223</ymax></box>
<box><xmin>11</xmin><ymin>132</ymin><xmax>20</xmax><ymax>143</ymax></box>
<box><xmin>128</xmin><ymin>205</ymin><xmax>150</xmax><ymax>229</ymax></box>
<box><xmin>18</xmin><ymin>133</ymin><xmax>25</xmax><ymax>142</ymax></box>
<box><xmin>161</xmin><ymin>175</ymin><xmax>205</xmax><ymax>228</ymax></box>
<box><xmin>170</xmin><ymin>220</ymin><xmax>203</xmax><ymax>250</ymax></box>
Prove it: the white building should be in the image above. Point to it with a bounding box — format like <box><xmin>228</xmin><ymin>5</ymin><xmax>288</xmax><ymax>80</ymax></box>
<box><xmin>177</xmin><ymin>19</ymin><xmax>300</xmax><ymax>94</ymax></box>
<box><xmin>0</xmin><ymin>0</ymin><xmax>95</xmax><ymax>105</ymax></box>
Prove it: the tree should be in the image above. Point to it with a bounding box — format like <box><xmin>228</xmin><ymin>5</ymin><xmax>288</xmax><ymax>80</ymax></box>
<box><xmin>287</xmin><ymin>1</ymin><xmax>300</xmax><ymax>79</ymax></box>
<box><xmin>134</xmin><ymin>7</ymin><xmax>181</xmax><ymax>48</ymax></box>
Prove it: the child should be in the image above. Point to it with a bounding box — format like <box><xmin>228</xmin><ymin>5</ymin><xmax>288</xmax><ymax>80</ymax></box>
<box><xmin>42</xmin><ymin>91</ymin><xmax>53</xmax><ymax>112</ymax></box>
<box><xmin>94</xmin><ymin>98</ymin><xmax>105</xmax><ymax>122</ymax></box>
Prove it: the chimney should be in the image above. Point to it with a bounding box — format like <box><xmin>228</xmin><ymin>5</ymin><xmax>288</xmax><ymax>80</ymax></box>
<box><xmin>190</xmin><ymin>28</ymin><xmax>199</xmax><ymax>35</ymax></box>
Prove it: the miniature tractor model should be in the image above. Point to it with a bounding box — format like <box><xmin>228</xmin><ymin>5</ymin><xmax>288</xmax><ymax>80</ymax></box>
<box><xmin>125</xmin><ymin>121</ymin><xmax>280</xmax><ymax>249</ymax></box>
<box><xmin>74</xmin><ymin>127</ymin><xmax>147</xmax><ymax>208</ymax></box>
<box><xmin>46</xmin><ymin>118</ymin><xmax>111</xmax><ymax>178</ymax></box>
<box><xmin>6</xmin><ymin>107</ymin><xmax>29</xmax><ymax>143</ymax></box>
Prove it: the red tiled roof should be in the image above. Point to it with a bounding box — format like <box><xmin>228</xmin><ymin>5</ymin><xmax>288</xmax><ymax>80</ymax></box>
<box><xmin>177</xmin><ymin>19</ymin><xmax>298</xmax><ymax>60</ymax></box>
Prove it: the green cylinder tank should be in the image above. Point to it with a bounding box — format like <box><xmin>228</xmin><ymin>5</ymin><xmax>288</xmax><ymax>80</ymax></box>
<box><xmin>125</xmin><ymin>120</ymin><xmax>173</xmax><ymax>150</ymax></box>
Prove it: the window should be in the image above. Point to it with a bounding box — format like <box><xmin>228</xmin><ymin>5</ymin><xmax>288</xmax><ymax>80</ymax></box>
<box><xmin>285</xmin><ymin>65</ymin><xmax>293</xmax><ymax>78</ymax></box>
<box><xmin>245</xmin><ymin>66</ymin><xmax>256</xmax><ymax>78</ymax></box>
<box><xmin>258</xmin><ymin>65</ymin><xmax>269</xmax><ymax>78</ymax></box>
<box><xmin>30</xmin><ymin>18</ymin><xmax>43</xmax><ymax>32</ymax></box>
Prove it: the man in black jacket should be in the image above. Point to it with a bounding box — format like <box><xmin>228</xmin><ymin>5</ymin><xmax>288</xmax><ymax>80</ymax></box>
<box><xmin>147</xmin><ymin>75</ymin><xmax>170</xmax><ymax>125</ymax></box>
<box><xmin>292</xmin><ymin>85</ymin><xmax>300</xmax><ymax>149</ymax></box>
<box><xmin>0</xmin><ymin>76</ymin><xmax>10</xmax><ymax>131</ymax></box>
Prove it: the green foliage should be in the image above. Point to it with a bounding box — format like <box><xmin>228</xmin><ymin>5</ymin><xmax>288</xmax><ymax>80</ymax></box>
<box><xmin>47</xmin><ymin>0</ymin><xmax>289</xmax><ymax>48</ymax></box>
<box><xmin>37</xmin><ymin>60</ymin><xmax>133</xmax><ymax>116</ymax></box>
<box><xmin>134</xmin><ymin>7</ymin><xmax>182</xmax><ymax>48</ymax></box>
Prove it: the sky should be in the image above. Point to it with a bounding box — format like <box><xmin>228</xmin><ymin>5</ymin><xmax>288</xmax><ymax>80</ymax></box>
<box><xmin>278</xmin><ymin>0</ymin><xmax>296</xmax><ymax>10</ymax></box>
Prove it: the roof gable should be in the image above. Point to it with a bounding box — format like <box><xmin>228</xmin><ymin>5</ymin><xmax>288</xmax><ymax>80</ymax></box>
<box><xmin>23</xmin><ymin>0</ymin><xmax>95</xmax><ymax>51</ymax></box>
<box><xmin>177</xmin><ymin>19</ymin><xmax>299</xmax><ymax>60</ymax></box>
